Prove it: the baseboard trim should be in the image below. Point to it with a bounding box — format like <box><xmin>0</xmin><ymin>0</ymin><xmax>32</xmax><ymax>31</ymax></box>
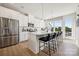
<box><xmin>19</xmin><ymin>40</ymin><xmax>28</xmax><ymax>43</ymax></box>
<box><xmin>27</xmin><ymin>48</ymin><xmax>36</xmax><ymax>56</ymax></box>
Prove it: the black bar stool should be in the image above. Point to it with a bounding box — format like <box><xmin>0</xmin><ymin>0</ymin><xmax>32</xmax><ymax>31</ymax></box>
<box><xmin>51</xmin><ymin>32</ymin><xmax>62</xmax><ymax>53</ymax></box>
<box><xmin>50</xmin><ymin>33</ymin><xmax>55</xmax><ymax>50</ymax></box>
<box><xmin>51</xmin><ymin>32</ymin><xmax>60</xmax><ymax>52</ymax></box>
<box><xmin>59</xmin><ymin>31</ymin><xmax>63</xmax><ymax>43</ymax></box>
<box><xmin>56</xmin><ymin>31</ymin><xmax>62</xmax><ymax>50</ymax></box>
<box><xmin>39</xmin><ymin>34</ymin><xmax>51</xmax><ymax>56</ymax></box>
<box><xmin>51</xmin><ymin>33</ymin><xmax>58</xmax><ymax>52</ymax></box>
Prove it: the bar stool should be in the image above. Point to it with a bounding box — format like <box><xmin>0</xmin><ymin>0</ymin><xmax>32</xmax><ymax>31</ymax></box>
<box><xmin>39</xmin><ymin>34</ymin><xmax>51</xmax><ymax>56</ymax></box>
<box><xmin>60</xmin><ymin>31</ymin><xmax>62</xmax><ymax>35</ymax></box>
<box><xmin>59</xmin><ymin>31</ymin><xmax>63</xmax><ymax>42</ymax></box>
<box><xmin>56</xmin><ymin>31</ymin><xmax>62</xmax><ymax>48</ymax></box>
<box><xmin>52</xmin><ymin>33</ymin><xmax>58</xmax><ymax>52</ymax></box>
<box><xmin>50</xmin><ymin>33</ymin><xmax>56</xmax><ymax>50</ymax></box>
<box><xmin>56</xmin><ymin>32</ymin><xmax>60</xmax><ymax>44</ymax></box>
<box><xmin>49</xmin><ymin>32</ymin><xmax>59</xmax><ymax>53</ymax></box>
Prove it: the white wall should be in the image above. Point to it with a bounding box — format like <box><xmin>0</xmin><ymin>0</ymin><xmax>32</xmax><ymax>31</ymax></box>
<box><xmin>75</xmin><ymin>11</ymin><xmax>79</xmax><ymax>47</ymax></box>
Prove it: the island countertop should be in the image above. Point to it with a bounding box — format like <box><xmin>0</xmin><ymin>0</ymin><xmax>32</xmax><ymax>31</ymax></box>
<box><xmin>27</xmin><ymin>31</ymin><xmax>54</xmax><ymax>54</ymax></box>
<box><xmin>30</xmin><ymin>31</ymin><xmax>54</xmax><ymax>35</ymax></box>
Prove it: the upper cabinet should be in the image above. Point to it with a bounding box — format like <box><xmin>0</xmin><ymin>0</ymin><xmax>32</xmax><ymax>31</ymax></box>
<box><xmin>29</xmin><ymin>15</ymin><xmax>45</xmax><ymax>28</ymax></box>
<box><xmin>18</xmin><ymin>14</ymin><xmax>28</xmax><ymax>26</ymax></box>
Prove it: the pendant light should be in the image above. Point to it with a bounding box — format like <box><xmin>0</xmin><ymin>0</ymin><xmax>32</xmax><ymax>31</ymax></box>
<box><xmin>41</xmin><ymin>3</ymin><xmax>44</xmax><ymax>20</ymax></box>
<box><xmin>41</xmin><ymin>3</ymin><xmax>45</xmax><ymax>31</ymax></box>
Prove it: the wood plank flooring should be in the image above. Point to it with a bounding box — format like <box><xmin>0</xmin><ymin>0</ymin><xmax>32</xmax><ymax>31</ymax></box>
<box><xmin>0</xmin><ymin>41</ymin><xmax>36</xmax><ymax>56</ymax></box>
<box><xmin>0</xmin><ymin>40</ymin><xmax>79</xmax><ymax>56</ymax></box>
<box><xmin>38</xmin><ymin>40</ymin><xmax>79</xmax><ymax>56</ymax></box>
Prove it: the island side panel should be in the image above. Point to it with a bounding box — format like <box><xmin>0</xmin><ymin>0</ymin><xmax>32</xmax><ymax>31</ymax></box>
<box><xmin>27</xmin><ymin>33</ymin><xmax>39</xmax><ymax>54</ymax></box>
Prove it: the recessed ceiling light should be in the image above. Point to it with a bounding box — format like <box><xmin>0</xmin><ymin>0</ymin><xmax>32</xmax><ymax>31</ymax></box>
<box><xmin>21</xmin><ymin>6</ymin><xmax>24</xmax><ymax>8</ymax></box>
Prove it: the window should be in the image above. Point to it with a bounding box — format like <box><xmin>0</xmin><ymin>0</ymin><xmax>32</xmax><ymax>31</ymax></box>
<box><xmin>54</xmin><ymin>20</ymin><xmax>62</xmax><ymax>32</ymax></box>
<box><xmin>49</xmin><ymin>21</ymin><xmax>54</xmax><ymax>32</ymax></box>
<box><xmin>50</xmin><ymin>18</ymin><xmax>62</xmax><ymax>32</ymax></box>
<box><xmin>64</xmin><ymin>15</ymin><xmax>73</xmax><ymax>37</ymax></box>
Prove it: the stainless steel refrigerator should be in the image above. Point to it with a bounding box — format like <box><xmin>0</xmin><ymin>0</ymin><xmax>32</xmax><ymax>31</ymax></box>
<box><xmin>0</xmin><ymin>17</ymin><xmax>19</xmax><ymax>48</ymax></box>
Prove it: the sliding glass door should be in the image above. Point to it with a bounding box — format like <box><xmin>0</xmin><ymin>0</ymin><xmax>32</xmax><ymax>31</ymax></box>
<box><xmin>65</xmin><ymin>17</ymin><xmax>73</xmax><ymax>37</ymax></box>
<box><xmin>64</xmin><ymin>14</ymin><xmax>73</xmax><ymax>38</ymax></box>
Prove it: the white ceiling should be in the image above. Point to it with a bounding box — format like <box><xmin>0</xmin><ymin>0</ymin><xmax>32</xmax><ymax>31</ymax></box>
<box><xmin>0</xmin><ymin>3</ymin><xmax>79</xmax><ymax>19</ymax></box>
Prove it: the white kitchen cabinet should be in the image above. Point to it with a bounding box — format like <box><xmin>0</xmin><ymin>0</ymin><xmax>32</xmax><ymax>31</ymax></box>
<box><xmin>20</xmin><ymin>32</ymin><xmax>29</xmax><ymax>42</ymax></box>
<box><xmin>29</xmin><ymin>15</ymin><xmax>45</xmax><ymax>28</ymax></box>
<box><xmin>19</xmin><ymin>14</ymin><xmax>28</xmax><ymax>26</ymax></box>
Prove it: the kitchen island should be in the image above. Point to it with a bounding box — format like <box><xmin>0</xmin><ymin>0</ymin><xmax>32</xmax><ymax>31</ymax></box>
<box><xmin>27</xmin><ymin>32</ymin><xmax>53</xmax><ymax>54</ymax></box>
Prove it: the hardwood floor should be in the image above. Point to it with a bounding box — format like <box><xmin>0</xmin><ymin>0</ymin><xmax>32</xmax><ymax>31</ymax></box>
<box><xmin>0</xmin><ymin>40</ymin><xmax>79</xmax><ymax>56</ymax></box>
<box><xmin>38</xmin><ymin>40</ymin><xmax>79</xmax><ymax>56</ymax></box>
<box><xmin>0</xmin><ymin>41</ymin><xmax>36</xmax><ymax>56</ymax></box>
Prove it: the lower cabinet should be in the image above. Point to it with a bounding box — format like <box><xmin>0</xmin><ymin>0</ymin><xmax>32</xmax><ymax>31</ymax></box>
<box><xmin>0</xmin><ymin>37</ymin><xmax>3</xmax><ymax>48</ymax></box>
